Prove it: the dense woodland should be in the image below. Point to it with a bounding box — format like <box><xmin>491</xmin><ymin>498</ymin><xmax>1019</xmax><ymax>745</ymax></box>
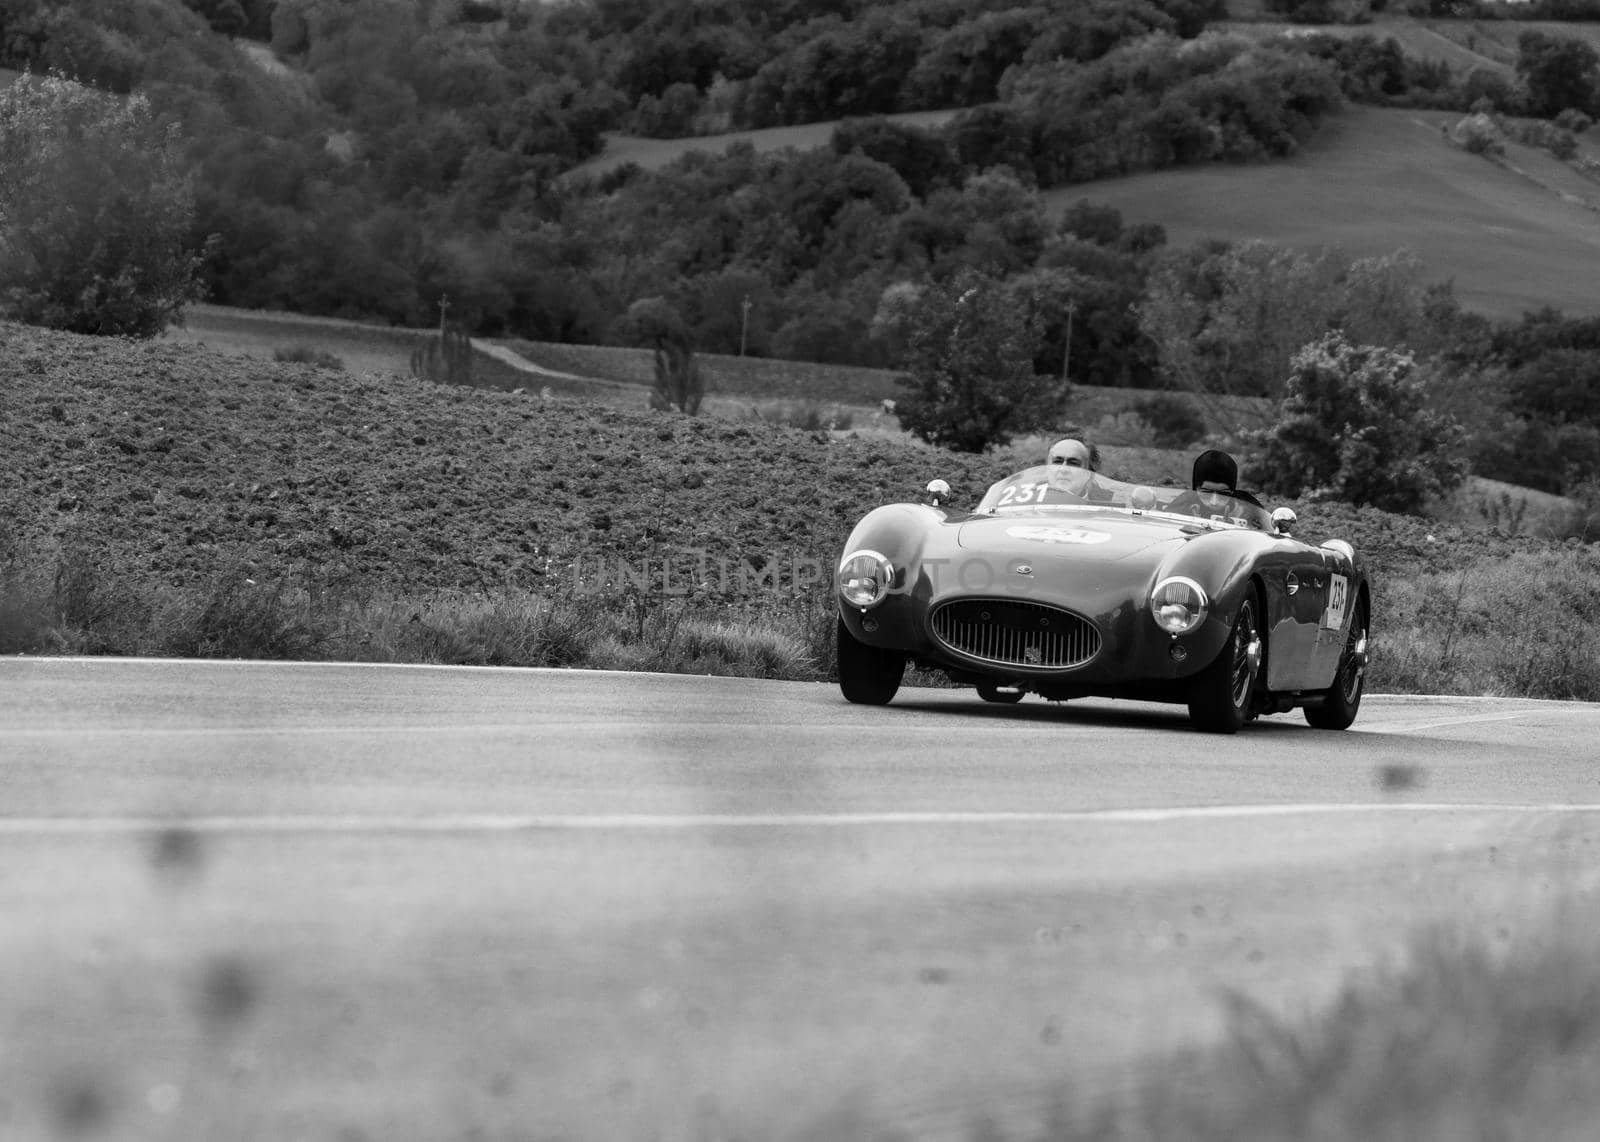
<box><xmin>5</xmin><ymin>0</ymin><xmax>1600</xmax><ymax>494</ymax></box>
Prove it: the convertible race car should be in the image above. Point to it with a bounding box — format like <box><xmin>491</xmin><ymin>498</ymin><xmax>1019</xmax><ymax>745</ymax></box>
<box><xmin>835</xmin><ymin>462</ymin><xmax>1370</xmax><ymax>733</ymax></box>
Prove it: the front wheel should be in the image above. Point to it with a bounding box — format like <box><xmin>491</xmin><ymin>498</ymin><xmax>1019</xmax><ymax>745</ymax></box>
<box><xmin>1305</xmin><ymin>596</ymin><xmax>1369</xmax><ymax>730</ymax></box>
<box><xmin>1187</xmin><ymin>592</ymin><xmax>1263</xmax><ymax>735</ymax></box>
<box><xmin>837</xmin><ymin>617</ymin><xmax>906</xmax><ymax>705</ymax></box>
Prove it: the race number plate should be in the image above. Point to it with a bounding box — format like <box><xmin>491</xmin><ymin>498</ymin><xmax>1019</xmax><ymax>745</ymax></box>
<box><xmin>1322</xmin><ymin>573</ymin><xmax>1349</xmax><ymax>630</ymax></box>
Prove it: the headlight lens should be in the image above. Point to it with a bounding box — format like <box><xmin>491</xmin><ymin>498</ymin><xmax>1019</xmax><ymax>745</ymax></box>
<box><xmin>1150</xmin><ymin>576</ymin><xmax>1208</xmax><ymax>635</ymax></box>
<box><xmin>838</xmin><ymin>549</ymin><xmax>894</xmax><ymax>609</ymax></box>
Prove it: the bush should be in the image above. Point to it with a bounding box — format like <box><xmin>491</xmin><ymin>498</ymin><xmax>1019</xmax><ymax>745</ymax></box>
<box><xmin>274</xmin><ymin>345</ymin><xmax>345</xmax><ymax>370</ymax></box>
<box><xmin>0</xmin><ymin>73</ymin><xmax>203</xmax><ymax>337</ymax></box>
<box><xmin>1452</xmin><ymin>112</ymin><xmax>1505</xmax><ymax>156</ymax></box>
<box><xmin>1459</xmin><ymin>67</ymin><xmax>1515</xmax><ymax>114</ymax></box>
<box><xmin>1556</xmin><ymin>107</ymin><xmax>1594</xmax><ymax>133</ymax></box>
<box><xmin>1133</xmin><ymin>393</ymin><xmax>1206</xmax><ymax>448</ymax></box>
<box><xmin>1249</xmin><ymin>332</ymin><xmax>1468</xmax><ymax>513</ymax></box>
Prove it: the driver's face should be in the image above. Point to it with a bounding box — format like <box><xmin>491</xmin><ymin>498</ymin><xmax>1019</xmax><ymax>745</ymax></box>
<box><xmin>1048</xmin><ymin>464</ymin><xmax>1091</xmax><ymax>492</ymax></box>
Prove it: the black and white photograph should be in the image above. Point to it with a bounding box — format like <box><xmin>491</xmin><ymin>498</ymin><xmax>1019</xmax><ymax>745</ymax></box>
<box><xmin>4</xmin><ymin>0</ymin><xmax>1600</xmax><ymax>1138</ymax></box>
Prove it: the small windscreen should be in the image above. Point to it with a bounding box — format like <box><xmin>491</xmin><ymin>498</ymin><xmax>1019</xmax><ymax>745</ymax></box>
<box><xmin>974</xmin><ymin>465</ymin><xmax>1272</xmax><ymax>531</ymax></box>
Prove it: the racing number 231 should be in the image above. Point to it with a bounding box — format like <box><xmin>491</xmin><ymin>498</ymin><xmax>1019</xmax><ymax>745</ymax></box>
<box><xmin>998</xmin><ymin>482</ymin><xmax>1048</xmax><ymax>506</ymax></box>
<box><xmin>1322</xmin><ymin>574</ymin><xmax>1349</xmax><ymax>630</ymax></box>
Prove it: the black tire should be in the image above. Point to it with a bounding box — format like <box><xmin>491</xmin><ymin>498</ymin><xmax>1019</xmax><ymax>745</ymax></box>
<box><xmin>1305</xmin><ymin>595</ymin><xmax>1368</xmax><ymax>730</ymax></box>
<box><xmin>976</xmin><ymin>682</ymin><xmax>1025</xmax><ymax>704</ymax></box>
<box><xmin>837</xmin><ymin>617</ymin><xmax>906</xmax><ymax>705</ymax></box>
<box><xmin>1187</xmin><ymin>590</ymin><xmax>1263</xmax><ymax>735</ymax></box>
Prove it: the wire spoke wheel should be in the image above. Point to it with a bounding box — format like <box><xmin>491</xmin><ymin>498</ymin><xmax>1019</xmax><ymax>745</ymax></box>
<box><xmin>1307</xmin><ymin>596</ymin><xmax>1368</xmax><ymax>730</ymax></box>
<box><xmin>1188</xmin><ymin>593</ymin><xmax>1262</xmax><ymax>734</ymax></box>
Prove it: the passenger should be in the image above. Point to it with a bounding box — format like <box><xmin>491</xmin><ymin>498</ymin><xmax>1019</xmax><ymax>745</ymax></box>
<box><xmin>1166</xmin><ymin>449</ymin><xmax>1261</xmax><ymax>518</ymax></box>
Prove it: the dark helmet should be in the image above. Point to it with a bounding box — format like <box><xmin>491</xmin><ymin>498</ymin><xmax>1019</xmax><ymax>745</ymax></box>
<box><xmin>1192</xmin><ymin>449</ymin><xmax>1238</xmax><ymax>492</ymax></box>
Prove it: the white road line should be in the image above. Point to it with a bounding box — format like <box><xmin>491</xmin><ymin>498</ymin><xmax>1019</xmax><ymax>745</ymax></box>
<box><xmin>2</xmin><ymin>804</ymin><xmax>1599</xmax><ymax>836</ymax></box>
<box><xmin>0</xmin><ymin>711</ymin><xmax>1544</xmax><ymax>740</ymax></box>
<box><xmin>1357</xmin><ymin>713</ymin><xmax>1527</xmax><ymax>733</ymax></box>
<box><xmin>3</xmin><ymin>721</ymin><xmax>1130</xmax><ymax>738</ymax></box>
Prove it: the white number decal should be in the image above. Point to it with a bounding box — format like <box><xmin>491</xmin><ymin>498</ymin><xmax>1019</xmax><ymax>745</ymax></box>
<box><xmin>1323</xmin><ymin>574</ymin><xmax>1349</xmax><ymax>630</ymax></box>
<box><xmin>998</xmin><ymin>482</ymin><xmax>1046</xmax><ymax>506</ymax></box>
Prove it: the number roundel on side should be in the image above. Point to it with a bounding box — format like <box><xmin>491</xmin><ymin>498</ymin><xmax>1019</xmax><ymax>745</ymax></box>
<box><xmin>1323</xmin><ymin>573</ymin><xmax>1350</xmax><ymax>631</ymax></box>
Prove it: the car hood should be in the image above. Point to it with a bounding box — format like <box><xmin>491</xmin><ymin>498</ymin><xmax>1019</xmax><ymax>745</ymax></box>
<box><xmin>955</xmin><ymin>512</ymin><xmax>1194</xmax><ymax>566</ymax></box>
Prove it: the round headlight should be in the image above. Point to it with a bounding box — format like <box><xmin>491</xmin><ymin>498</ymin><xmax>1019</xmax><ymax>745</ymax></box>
<box><xmin>838</xmin><ymin>549</ymin><xmax>894</xmax><ymax>609</ymax></box>
<box><xmin>1150</xmin><ymin>576</ymin><xmax>1208</xmax><ymax>635</ymax></box>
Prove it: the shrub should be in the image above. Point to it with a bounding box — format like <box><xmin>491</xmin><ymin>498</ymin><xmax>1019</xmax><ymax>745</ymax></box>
<box><xmin>1459</xmin><ymin>67</ymin><xmax>1515</xmax><ymax>113</ymax></box>
<box><xmin>274</xmin><ymin>345</ymin><xmax>345</xmax><ymax>370</ymax></box>
<box><xmin>409</xmin><ymin>326</ymin><xmax>474</xmax><ymax>386</ymax></box>
<box><xmin>155</xmin><ymin>570</ymin><xmax>324</xmax><ymax>659</ymax></box>
<box><xmin>0</xmin><ymin>73</ymin><xmax>204</xmax><ymax>337</ymax></box>
<box><xmin>1249</xmin><ymin>332</ymin><xmax>1468</xmax><ymax>513</ymax></box>
<box><xmin>1556</xmin><ymin>107</ymin><xmax>1594</xmax><ymax>133</ymax></box>
<box><xmin>748</xmin><ymin>401</ymin><xmax>855</xmax><ymax>432</ymax></box>
<box><xmin>1452</xmin><ymin>112</ymin><xmax>1505</xmax><ymax>156</ymax></box>
<box><xmin>1133</xmin><ymin>393</ymin><xmax>1206</xmax><ymax>448</ymax></box>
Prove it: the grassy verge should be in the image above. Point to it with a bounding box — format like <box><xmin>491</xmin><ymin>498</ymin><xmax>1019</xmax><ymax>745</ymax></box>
<box><xmin>7</xmin><ymin>536</ymin><xmax>1600</xmax><ymax>702</ymax></box>
<box><xmin>0</xmin><ymin>541</ymin><xmax>839</xmax><ymax>679</ymax></box>
<box><xmin>1376</xmin><ymin>548</ymin><xmax>1600</xmax><ymax>701</ymax></box>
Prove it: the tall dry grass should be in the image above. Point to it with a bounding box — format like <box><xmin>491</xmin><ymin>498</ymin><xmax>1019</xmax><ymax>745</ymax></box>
<box><xmin>1033</xmin><ymin>908</ymin><xmax>1600</xmax><ymax>1142</ymax></box>
<box><xmin>9</xmin><ymin>539</ymin><xmax>1600</xmax><ymax>700</ymax></box>
<box><xmin>0</xmin><ymin>541</ymin><xmax>832</xmax><ymax>680</ymax></box>
<box><xmin>1374</xmin><ymin>548</ymin><xmax>1600</xmax><ymax>700</ymax></box>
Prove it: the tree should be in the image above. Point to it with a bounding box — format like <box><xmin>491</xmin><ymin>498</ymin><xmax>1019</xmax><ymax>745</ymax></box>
<box><xmin>894</xmin><ymin>270</ymin><xmax>1063</xmax><ymax>453</ymax></box>
<box><xmin>615</xmin><ymin>297</ymin><xmax>704</xmax><ymax>414</ymax></box>
<box><xmin>1138</xmin><ymin>242</ymin><xmax>1464</xmax><ymax>413</ymax></box>
<box><xmin>0</xmin><ymin>73</ymin><xmax>204</xmax><ymax>337</ymax></box>
<box><xmin>1516</xmin><ymin>30</ymin><xmax>1599</xmax><ymax>119</ymax></box>
<box><xmin>1249</xmin><ymin>332</ymin><xmax>1467</xmax><ymax>512</ymax></box>
<box><xmin>830</xmin><ymin>116</ymin><xmax>961</xmax><ymax>200</ymax></box>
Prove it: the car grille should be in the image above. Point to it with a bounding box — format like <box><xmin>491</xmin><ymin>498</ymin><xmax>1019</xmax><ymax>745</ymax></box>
<box><xmin>930</xmin><ymin>598</ymin><xmax>1100</xmax><ymax>668</ymax></box>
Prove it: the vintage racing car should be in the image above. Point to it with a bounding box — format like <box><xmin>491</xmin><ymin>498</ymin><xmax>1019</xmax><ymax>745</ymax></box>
<box><xmin>835</xmin><ymin>462</ymin><xmax>1370</xmax><ymax>733</ymax></box>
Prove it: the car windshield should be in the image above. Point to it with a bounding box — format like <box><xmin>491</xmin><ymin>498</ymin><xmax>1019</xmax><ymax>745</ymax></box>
<box><xmin>974</xmin><ymin>464</ymin><xmax>1274</xmax><ymax>532</ymax></box>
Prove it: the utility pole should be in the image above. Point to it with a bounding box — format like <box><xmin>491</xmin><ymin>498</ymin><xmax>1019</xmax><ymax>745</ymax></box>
<box><xmin>438</xmin><ymin>293</ymin><xmax>450</xmax><ymax>335</ymax></box>
<box><xmin>1061</xmin><ymin>299</ymin><xmax>1077</xmax><ymax>383</ymax></box>
<box><xmin>739</xmin><ymin>295</ymin><xmax>752</xmax><ymax>356</ymax></box>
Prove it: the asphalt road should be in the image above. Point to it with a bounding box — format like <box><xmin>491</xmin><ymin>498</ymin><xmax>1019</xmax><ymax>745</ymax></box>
<box><xmin>3</xmin><ymin>657</ymin><xmax>1599</xmax><ymax>1141</ymax></box>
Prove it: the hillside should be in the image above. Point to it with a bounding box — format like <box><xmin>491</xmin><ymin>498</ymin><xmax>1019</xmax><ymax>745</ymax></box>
<box><xmin>564</xmin><ymin>99</ymin><xmax>1600</xmax><ymax>322</ymax></box>
<box><xmin>1055</xmin><ymin>104</ymin><xmax>1600</xmax><ymax>320</ymax></box>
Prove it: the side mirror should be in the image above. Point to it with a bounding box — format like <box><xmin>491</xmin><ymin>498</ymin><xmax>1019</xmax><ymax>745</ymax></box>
<box><xmin>926</xmin><ymin>478</ymin><xmax>951</xmax><ymax>507</ymax></box>
<box><xmin>1272</xmin><ymin>507</ymin><xmax>1297</xmax><ymax>536</ymax></box>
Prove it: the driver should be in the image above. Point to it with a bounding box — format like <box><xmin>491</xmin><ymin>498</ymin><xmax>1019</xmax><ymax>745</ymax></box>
<box><xmin>1046</xmin><ymin>437</ymin><xmax>1099</xmax><ymax>471</ymax></box>
<box><xmin>1045</xmin><ymin>437</ymin><xmax>1112</xmax><ymax>501</ymax></box>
